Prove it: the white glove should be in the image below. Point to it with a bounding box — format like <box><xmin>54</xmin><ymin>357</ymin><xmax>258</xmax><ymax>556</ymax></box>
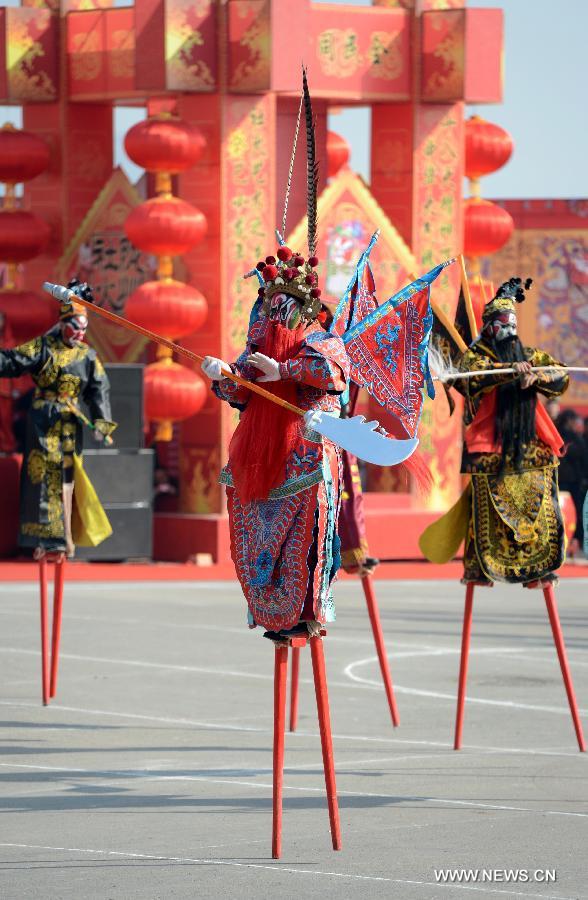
<box><xmin>246</xmin><ymin>352</ymin><xmax>281</xmax><ymax>383</ymax></box>
<box><xmin>201</xmin><ymin>356</ymin><xmax>229</xmax><ymax>381</ymax></box>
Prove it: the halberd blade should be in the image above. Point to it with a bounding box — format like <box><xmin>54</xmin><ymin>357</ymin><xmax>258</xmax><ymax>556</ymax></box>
<box><xmin>304</xmin><ymin>411</ymin><xmax>418</xmax><ymax>466</ymax></box>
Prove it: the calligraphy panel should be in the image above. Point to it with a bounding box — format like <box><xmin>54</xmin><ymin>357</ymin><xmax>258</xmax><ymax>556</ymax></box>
<box><xmin>222</xmin><ymin>94</ymin><xmax>275</xmax><ymax>360</ymax></box>
<box><xmin>310</xmin><ymin>5</ymin><xmax>410</xmax><ymax>101</ymax></box>
<box><xmin>410</xmin><ymin>103</ymin><xmax>464</xmax><ymax>508</ymax></box>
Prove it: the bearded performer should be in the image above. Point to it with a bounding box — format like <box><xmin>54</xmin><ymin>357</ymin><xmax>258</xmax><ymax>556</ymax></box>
<box><xmin>0</xmin><ymin>280</ymin><xmax>115</xmax><ymax>557</ymax></box>
<box><xmin>421</xmin><ymin>277</ymin><xmax>569</xmax><ymax>586</ymax></box>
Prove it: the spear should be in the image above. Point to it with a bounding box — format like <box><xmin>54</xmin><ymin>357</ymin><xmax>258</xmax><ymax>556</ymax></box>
<box><xmin>433</xmin><ymin>365</ymin><xmax>588</xmax><ymax>383</ymax></box>
<box><xmin>42</xmin><ymin>282</ymin><xmax>418</xmax><ymax>468</ymax></box>
<box><xmin>61</xmin><ymin>397</ymin><xmax>114</xmax><ymax>445</ymax></box>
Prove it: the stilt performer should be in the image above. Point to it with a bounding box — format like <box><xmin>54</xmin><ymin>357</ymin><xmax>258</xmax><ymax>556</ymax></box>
<box><xmin>0</xmin><ymin>279</ymin><xmax>115</xmax><ymax>705</ymax></box>
<box><xmin>421</xmin><ymin>275</ymin><xmax>586</xmax><ymax>751</ymax></box>
<box><xmin>200</xmin><ymin>69</ymin><xmax>447</xmax><ymax>854</ymax></box>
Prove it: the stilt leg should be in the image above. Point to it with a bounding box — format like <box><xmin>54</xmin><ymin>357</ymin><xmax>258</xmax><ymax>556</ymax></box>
<box><xmin>272</xmin><ymin>645</ymin><xmax>288</xmax><ymax>859</ymax></box>
<box><xmin>289</xmin><ymin>646</ymin><xmax>301</xmax><ymax>732</ymax></box>
<box><xmin>39</xmin><ymin>557</ymin><xmax>49</xmax><ymax>706</ymax></box>
<box><xmin>454</xmin><ymin>583</ymin><xmax>474</xmax><ymax>750</ymax></box>
<box><xmin>310</xmin><ymin>636</ymin><xmax>341</xmax><ymax>851</ymax></box>
<box><xmin>362</xmin><ymin>574</ymin><xmax>400</xmax><ymax>727</ymax></box>
<box><xmin>49</xmin><ymin>555</ymin><xmax>66</xmax><ymax>699</ymax></box>
<box><xmin>543</xmin><ymin>584</ymin><xmax>586</xmax><ymax>752</ymax></box>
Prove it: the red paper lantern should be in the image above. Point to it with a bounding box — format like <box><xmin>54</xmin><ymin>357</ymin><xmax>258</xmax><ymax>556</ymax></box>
<box><xmin>463</xmin><ymin>198</ymin><xmax>514</xmax><ymax>257</ymax></box>
<box><xmin>145</xmin><ymin>359</ymin><xmax>207</xmax><ymax>441</ymax></box>
<box><xmin>465</xmin><ymin>116</ymin><xmax>514</xmax><ymax>181</ymax></box>
<box><xmin>0</xmin><ymin>126</ymin><xmax>50</xmax><ymax>184</ymax></box>
<box><xmin>126</xmin><ymin>279</ymin><xmax>207</xmax><ymax>339</ymax></box>
<box><xmin>327</xmin><ymin>131</ymin><xmax>350</xmax><ymax>178</ymax></box>
<box><xmin>0</xmin><ymin>290</ymin><xmax>56</xmax><ymax>343</ymax></box>
<box><xmin>124</xmin><ymin>117</ymin><xmax>206</xmax><ymax>173</ymax></box>
<box><xmin>0</xmin><ymin>210</ymin><xmax>51</xmax><ymax>262</ymax></box>
<box><xmin>124</xmin><ymin>196</ymin><xmax>207</xmax><ymax>257</ymax></box>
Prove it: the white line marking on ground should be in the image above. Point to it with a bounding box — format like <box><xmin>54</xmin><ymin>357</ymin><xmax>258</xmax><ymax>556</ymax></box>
<box><xmin>343</xmin><ymin>656</ymin><xmax>588</xmax><ymax>715</ymax></box>
<box><xmin>1</xmin><ymin>762</ymin><xmax>586</xmax><ymax>819</ymax></box>
<box><xmin>2</xmin><ymin>643</ymin><xmax>584</xmax><ymax>716</ymax></box>
<box><xmin>0</xmin><ymin>699</ymin><xmax>584</xmax><ymax>758</ymax></box>
<box><xmin>0</xmin><ymin>843</ymin><xmax>576</xmax><ymax>899</ymax></box>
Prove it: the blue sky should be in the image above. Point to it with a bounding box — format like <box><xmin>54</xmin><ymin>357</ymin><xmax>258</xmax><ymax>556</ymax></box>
<box><xmin>1</xmin><ymin>0</ymin><xmax>586</xmax><ymax>199</ymax></box>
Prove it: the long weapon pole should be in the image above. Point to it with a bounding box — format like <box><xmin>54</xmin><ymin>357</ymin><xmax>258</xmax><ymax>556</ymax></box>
<box><xmin>458</xmin><ymin>254</ymin><xmax>478</xmax><ymax>339</ymax></box>
<box><xmin>434</xmin><ymin>365</ymin><xmax>588</xmax><ymax>383</ymax></box>
<box><xmin>62</xmin><ymin>397</ymin><xmax>114</xmax><ymax>445</ymax></box>
<box><xmin>43</xmin><ymin>288</ymin><xmax>305</xmax><ymax>417</ymax></box>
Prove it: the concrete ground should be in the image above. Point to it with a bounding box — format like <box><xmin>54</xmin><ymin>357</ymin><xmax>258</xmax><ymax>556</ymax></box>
<box><xmin>0</xmin><ymin>577</ymin><xmax>586</xmax><ymax>900</ymax></box>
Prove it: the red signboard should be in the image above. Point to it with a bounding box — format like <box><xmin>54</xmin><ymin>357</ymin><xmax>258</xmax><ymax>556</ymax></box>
<box><xmin>309</xmin><ymin>5</ymin><xmax>411</xmax><ymax>101</ymax></box>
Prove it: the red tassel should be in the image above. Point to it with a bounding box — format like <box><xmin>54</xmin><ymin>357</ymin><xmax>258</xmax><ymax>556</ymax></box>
<box><xmin>399</xmin><ymin>449</ymin><xmax>432</xmax><ymax>496</ymax></box>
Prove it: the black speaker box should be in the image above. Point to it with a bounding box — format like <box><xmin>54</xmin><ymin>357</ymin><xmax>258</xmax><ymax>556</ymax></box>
<box><xmin>75</xmin><ymin>448</ymin><xmax>154</xmax><ymax>561</ymax></box>
<box><xmin>82</xmin><ymin>363</ymin><xmax>144</xmax><ymax>450</ymax></box>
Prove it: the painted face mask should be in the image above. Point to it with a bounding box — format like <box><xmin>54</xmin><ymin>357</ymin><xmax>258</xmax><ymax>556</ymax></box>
<box><xmin>484</xmin><ymin>311</ymin><xmax>517</xmax><ymax>343</ymax></box>
<box><xmin>61</xmin><ymin>315</ymin><xmax>88</xmax><ymax>346</ymax></box>
<box><xmin>268</xmin><ymin>292</ymin><xmax>303</xmax><ymax>330</ymax></box>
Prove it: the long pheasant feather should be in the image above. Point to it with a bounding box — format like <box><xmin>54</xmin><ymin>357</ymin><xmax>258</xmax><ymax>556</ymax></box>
<box><xmin>281</xmin><ymin>91</ymin><xmax>303</xmax><ymax>239</ymax></box>
<box><xmin>302</xmin><ymin>65</ymin><xmax>319</xmax><ymax>256</ymax></box>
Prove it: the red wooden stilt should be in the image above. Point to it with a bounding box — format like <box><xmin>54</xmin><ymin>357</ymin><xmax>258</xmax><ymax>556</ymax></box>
<box><xmin>39</xmin><ymin>557</ymin><xmax>50</xmax><ymax>706</ymax></box>
<box><xmin>543</xmin><ymin>584</ymin><xmax>586</xmax><ymax>752</ymax></box>
<box><xmin>454</xmin><ymin>583</ymin><xmax>474</xmax><ymax>750</ymax></box>
<box><xmin>361</xmin><ymin>573</ymin><xmax>400</xmax><ymax>727</ymax></box>
<box><xmin>310</xmin><ymin>635</ymin><xmax>341</xmax><ymax>851</ymax></box>
<box><xmin>289</xmin><ymin>645</ymin><xmax>301</xmax><ymax>732</ymax></box>
<box><xmin>49</xmin><ymin>555</ymin><xmax>66</xmax><ymax>699</ymax></box>
<box><xmin>272</xmin><ymin>645</ymin><xmax>288</xmax><ymax>859</ymax></box>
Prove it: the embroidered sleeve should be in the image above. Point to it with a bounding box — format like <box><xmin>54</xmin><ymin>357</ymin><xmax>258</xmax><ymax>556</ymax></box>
<box><xmin>0</xmin><ymin>337</ymin><xmax>44</xmax><ymax>378</ymax></box>
<box><xmin>279</xmin><ymin>334</ymin><xmax>348</xmax><ymax>392</ymax></box>
<box><xmin>529</xmin><ymin>349</ymin><xmax>569</xmax><ymax>397</ymax></box>
<box><xmin>212</xmin><ymin>365</ymin><xmax>252</xmax><ymax>409</ymax></box>
<box><xmin>454</xmin><ymin>348</ymin><xmax>519</xmax><ymax>400</ymax></box>
<box><xmin>211</xmin><ymin>312</ymin><xmax>265</xmax><ymax>410</ymax></box>
<box><xmin>83</xmin><ymin>354</ymin><xmax>117</xmax><ymax>433</ymax></box>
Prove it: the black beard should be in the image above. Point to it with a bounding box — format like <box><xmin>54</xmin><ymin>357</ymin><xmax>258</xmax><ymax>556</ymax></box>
<box><xmin>490</xmin><ymin>335</ymin><xmax>536</xmax><ymax>472</ymax></box>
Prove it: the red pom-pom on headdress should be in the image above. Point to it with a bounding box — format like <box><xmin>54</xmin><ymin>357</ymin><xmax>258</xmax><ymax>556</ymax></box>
<box><xmin>308</xmin><ymin>255</ymin><xmax>319</xmax><ymax>268</ymax></box>
<box><xmin>310</xmin><ymin>287</ymin><xmax>321</xmax><ymax>298</ymax></box>
<box><xmin>277</xmin><ymin>246</ymin><xmax>292</xmax><ymax>262</ymax></box>
<box><xmin>265</xmin><ymin>255</ymin><xmax>276</xmax><ymax>265</ymax></box>
<box><xmin>256</xmin><ymin>261</ymin><xmax>265</xmax><ymax>271</ymax></box>
<box><xmin>262</xmin><ymin>264</ymin><xmax>278</xmax><ymax>281</ymax></box>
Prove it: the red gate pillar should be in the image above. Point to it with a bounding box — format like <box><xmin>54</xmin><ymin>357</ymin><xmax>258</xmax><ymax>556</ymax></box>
<box><xmin>22</xmin><ymin>104</ymin><xmax>114</xmax><ymax>292</ymax></box>
<box><xmin>176</xmin><ymin>91</ymin><xmax>327</xmax><ymax>526</ymax></box>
